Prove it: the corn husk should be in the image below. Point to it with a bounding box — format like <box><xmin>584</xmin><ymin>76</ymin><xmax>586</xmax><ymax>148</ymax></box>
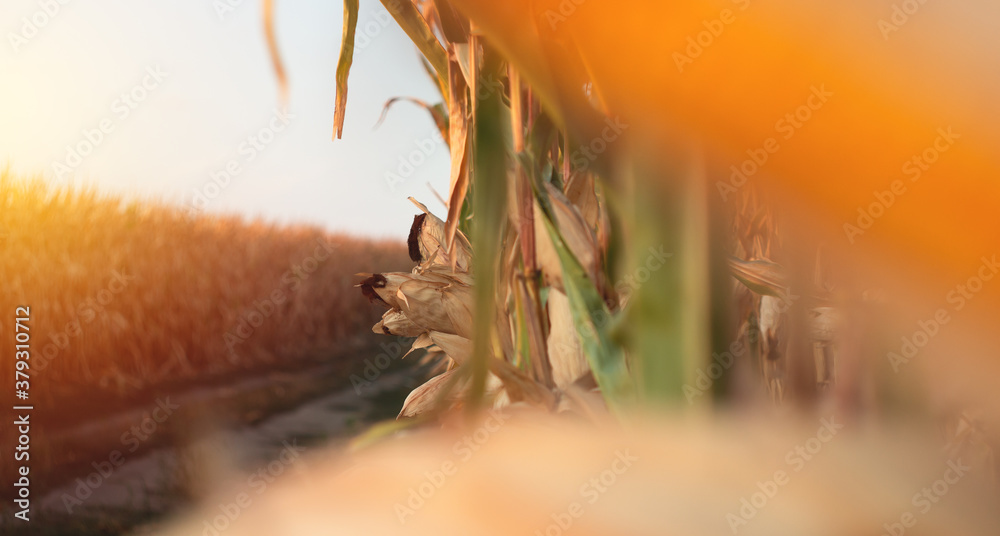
<box><xmin>396</xmin><ymin>277</ymin><xmax>473</xmax><ymax>337</ymax></box>
<box><xmin>546</xmin><ymin>288</ymin><xmax>591</xmax><ymax>389</ymax></box>
<box><xmin>373</xmin><ymin>308</ymin><xmax>425</xmax><ymax>337</ymax></box>
<box><xmin>533</xmin><ymin>183</ymin><xmax>600</xmax><ymax>291</ymax></box>
<box><xmin>407</xmin><ymin>198</ymin><xmax>473</xmax><ymax>271</ymax></box>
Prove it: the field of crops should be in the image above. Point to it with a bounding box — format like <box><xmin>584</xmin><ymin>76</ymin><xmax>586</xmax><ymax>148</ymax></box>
<box><xmin>0</xmin><ymin>170</ymin><xmax>409</xmax><ymax>409</ymax></box>
<box><xmin>3</xmin><ymin>0</ymin><xmax>1000</xmax><ymax>532</ymax></box>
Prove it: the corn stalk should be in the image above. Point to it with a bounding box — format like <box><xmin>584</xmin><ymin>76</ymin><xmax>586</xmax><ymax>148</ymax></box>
<box><xmin>251</xmin><ymin>0</ymin><xmax>735</xmax><ymax>420</ymax></box>
<box><xmin>329</xmin><ymin>0</ymin><xmax>646</xmax><ymax>416</ymax></box>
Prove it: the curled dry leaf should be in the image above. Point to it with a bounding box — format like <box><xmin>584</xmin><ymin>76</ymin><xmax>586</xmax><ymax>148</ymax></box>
<box><xmin>374</xmin><ymin>97</ymin><xmax>449</xmax><ymax>144</ymax></box>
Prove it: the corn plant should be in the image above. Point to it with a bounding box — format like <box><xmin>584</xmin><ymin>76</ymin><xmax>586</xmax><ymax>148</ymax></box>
<box><xmin>259</xmin><ymin>0</ymin><xmax>843</xmax><ymax>419</ymax></box>
<box><xmin>297</xmin><ymin>0</ymin><xmax>679</xmax><ymax>417</ymax></box>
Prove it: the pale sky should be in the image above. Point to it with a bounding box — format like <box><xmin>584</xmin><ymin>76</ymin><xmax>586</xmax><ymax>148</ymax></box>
<box><xmin>0</xmin><ymin>0</ymin><xmax>451</xmax><ymax>238</ymax></box>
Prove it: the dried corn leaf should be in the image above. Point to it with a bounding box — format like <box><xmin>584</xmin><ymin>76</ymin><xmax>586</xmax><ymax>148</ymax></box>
<box><xmin>262</xmin><ymin>0</ymin><xmax>288</xmax><ymax>104</ymax></box>
<box><xmin>399</xmin><ymin>368</ymin><xmax>463</xmax><ymax>419</ymax></box>
<box><xmin>333</xmin><ymin>0</ymin><xmax>359</xmax><ymax>139</ymax></box>
<box><xmin>444</xmin><ymin>47</ymin><xmax>470</xmax><ymax>261</ymax></box>
<box><xmin>374</xmin><ymin>97</ymin><xmax>449</xmax><ymax>145</ymax></box>
<box><xmin>399</xmin><ymin>368</ymin><xmax>505</xmax><ymax>419</ymax></box>
<box><xmin>428</xmin><ymin>331</ymin><xmax>472</xmax><ymax>364</ymax></box>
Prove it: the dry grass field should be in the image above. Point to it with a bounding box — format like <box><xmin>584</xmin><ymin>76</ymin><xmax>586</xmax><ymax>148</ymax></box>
<box><xmin>0</xmin><ymin>170</ymin><xmax>409</xmax><ymax>410</ymax></box>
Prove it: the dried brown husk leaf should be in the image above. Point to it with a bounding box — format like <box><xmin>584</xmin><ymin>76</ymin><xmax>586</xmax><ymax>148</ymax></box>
<box><xmin>373</xmin><ymin>308</ymin><xmax>424</xmax><ymax>337</ymax></box>
<box><xmin>428</xmin><ymin>331</ymin><xmax>472</xmax><ymax>364</ymax></box>
<box><xmin>399</xmin><ymin>369</ymin><xmax>506</xmax><ymax>419</ymax></box>
<box><xmin>396</xmin><ymin>277</ymin><xmax>474</xmax><ymax>337</ymax></box>
<box><xmin>444</xmin><ymin>48</ymin><xmax>470</xmax><ymax>263</ymax></box>
<box><xmin>398</xmin><ymin>369</ymin><xmax>463</xmax><ymax>419</ymax></box>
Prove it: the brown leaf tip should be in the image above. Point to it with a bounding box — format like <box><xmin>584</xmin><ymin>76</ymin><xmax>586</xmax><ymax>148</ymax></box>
<box><xmin>408</xmin><ymin>213</ymin><xmax>426</xmax><ymax>262</ymax></box>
